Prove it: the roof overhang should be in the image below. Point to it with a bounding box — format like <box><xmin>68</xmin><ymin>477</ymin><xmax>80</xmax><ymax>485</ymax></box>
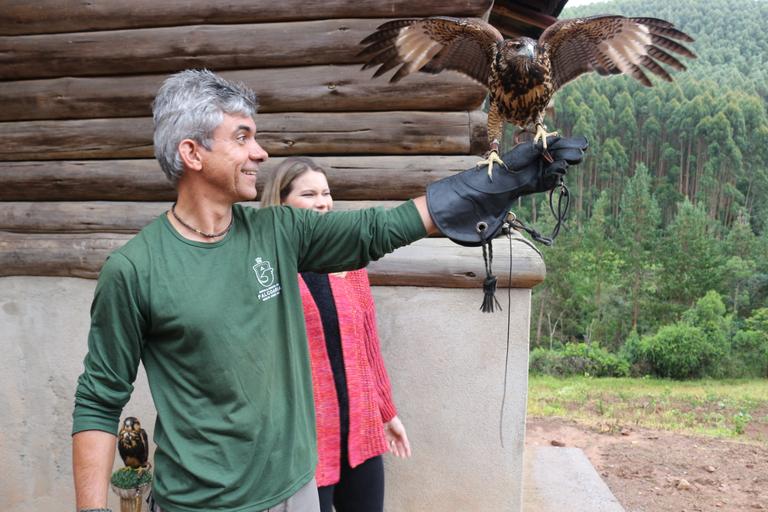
<box><xmin>489</xmin><ymin>0</ymin><xmax>569</xmax><ymax>38</ymax></box>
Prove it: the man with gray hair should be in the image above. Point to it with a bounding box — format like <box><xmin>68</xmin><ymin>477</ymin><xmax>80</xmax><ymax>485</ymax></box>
<box><xmin>72</xmin><ymin>69</ymin><xmax>586</xmax><ymax>512</ymax></box>
<box><xmin>72</xmin><ymin>68</ymin><xmax>436</xmax><ymax>512</ymax></box>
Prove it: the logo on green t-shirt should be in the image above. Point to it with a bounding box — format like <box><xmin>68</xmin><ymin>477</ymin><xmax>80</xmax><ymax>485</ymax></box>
<box><xmin>252</xmin><ymin>257</ymin><xmax>274</xmax><ymax>287</ymax></box>
<box><xmin>253</xmin><ymin>257</ymin><xmax>281</xmax><ymax>302</ymax></box>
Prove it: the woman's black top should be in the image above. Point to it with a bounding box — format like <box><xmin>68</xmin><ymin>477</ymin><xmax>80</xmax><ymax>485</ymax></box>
<box><xmin>301</xmin><ymin>272</ymin><xmax>351</xmax><ymax>451</ymax></box>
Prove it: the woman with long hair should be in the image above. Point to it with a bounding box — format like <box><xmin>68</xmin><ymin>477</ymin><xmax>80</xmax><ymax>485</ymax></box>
<box><xmin>262</xmin><ymin>157</ymin><xmax>411</xmax><ymax>512</ymax></box>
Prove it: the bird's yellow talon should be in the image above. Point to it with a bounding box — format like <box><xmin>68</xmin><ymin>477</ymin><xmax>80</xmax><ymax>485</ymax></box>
<box><xmin>533</xmin><ymin>124</ymin><xmax>558</xmax><ymax>149</ymax></box>
<box><xmin>477</xmin><ymin>150</ymin><xmax>506</xmax><ymax>179</ymax></box>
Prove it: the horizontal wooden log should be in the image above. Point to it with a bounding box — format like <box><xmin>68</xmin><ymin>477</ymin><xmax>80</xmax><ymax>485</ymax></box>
<box><xmin>0</xmin><ymin>155</ymin><xmax>480</xmax><ymax>201</ymax></box>
<box><xmin>0</xmin><ymin>232</ymin><xmax>129</xmax><ymax>279</ymax></box>
<box><xmin>367</xmin><ymin>236</ymin><xmax>546</xmax><ymax>289</ymax></box>
<box><xmin>0</xmin><ymin>201</ymin><xmax>402</xmax><ymax>233</ymax></box>
<box><xmin>0</xmin><ymin>111</ymin><xmax>488</xmax><ymax>160</ymax></box>
<box><xmin>0</xmin><ymin>233</ymin><xmax>545</xmax><ymax>288</ymax></box>
<box><xmin>3</xmin><ymin>18</ymin><xmax>400</xmax><ymax>80</ymax></box>
<box><xmin>0</xmin><ymin>66</ymin><xmax>486</xmax><ymax>122</ymax></box>
<box><xmin>0</xmin><ymin>160</ymin><xmax>169</xmax><ymax>201</ymax></box>
<box><xmin>0</xmin><ymin>0</ymin><xmax>492</xmax><ymax>36</ymax></box>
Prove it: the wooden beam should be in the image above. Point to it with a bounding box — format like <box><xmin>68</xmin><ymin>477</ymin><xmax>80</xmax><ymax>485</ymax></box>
<box><xmin>367</xmin><ymin>237</ymin><xmax>546</xmax><ymax>289</ymax></box>
<box><xmin>0</xmin><ymin>233</ymin><xmax>545</xmax><ymax>288</ymax></box>
<box><xmin>3</xmin><ymin>18</ymin><xmax>399</xmax><ymax>80</ymax></box>
<box><xmin>0</xmin><ymin>155</ymin><xmax>480</xmax><ymax>201</ymax></box>
<box><xmin>0</xmin><ymin>0</ymin><xmax>492</xmax><ymax>36</ymax></box>
<box><xmin>0</xmin><ymin>232</ymin><xmax>130</xmax><ymax>279</ymax></box>
<box><xmin>0</xmin><ymin>160</ymin><xmax>169</xmax><ymax>201</ymax></box>
<box><xmin>0</xmin><ymin>201</ymin><xmax>403</xmax><ymax>233</ymax></box>
<box><xmin>0</xmin><ymin>66</ymin><xmax>486</xmax><ymax>122</ymax></box>
<box><xmin>0</xmin><ymin>111</ymin><xmax>488</xmax><ymax>161</ymax></box>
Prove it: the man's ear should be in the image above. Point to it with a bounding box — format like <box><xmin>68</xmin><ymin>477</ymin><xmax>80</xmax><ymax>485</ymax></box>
<box><xmin>178</xmin><ymin>139</ymin><xmax>203</xmax><ymax>172</ymax></box>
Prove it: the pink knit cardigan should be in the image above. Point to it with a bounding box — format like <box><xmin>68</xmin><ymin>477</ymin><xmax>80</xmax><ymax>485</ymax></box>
<box><xmin>298</xmin><ymin>269</ymin><xmax>397</xmax><ymax>487</ymax></box>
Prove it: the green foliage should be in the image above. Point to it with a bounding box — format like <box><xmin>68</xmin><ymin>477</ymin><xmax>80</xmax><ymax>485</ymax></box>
<box><xmin>732</xmin><ymin>411</ymin><xmax>753</xmax><ymax>435</ymax></box>
<box><xmin>682</xmin><ymin>291</ymin><xmax>732</xmax><ymax>341</ymax></box>
<box><xmin>110</xmin><ymin>467</ymin><xmax>152</xmax><ymax>489</ymax></box>
<box><xmin>528</xmin><ymin>0</ymin><xmax>768</xmax><ymax>377</ymax></box>
<box><xmin>529</xmin><ymin>343</ymin><xmax>630</xmax><ymax>377</ymax></box>
<box><xmin>730</xmin><ymin>308</ymin><xmax>768</xmax><ymax>377</ymax></box>
<box><xmin>616</xmin><ymin>164</ymin><xmax>661</xmax><ymax>334</ymax></box>
<box><xmin>636</xmin><ymin>323</ymin><xmax>712</xmax><ymax>379</ymax></box>
<box><xmin>633</xmin><ymin>292</ymin><xmax>731</xmax><ymax>379</ymax></box>
<box><xmin>657</xmin><ymin>201</ymin><xmax>724</xmax><ymax>321</ymax></box>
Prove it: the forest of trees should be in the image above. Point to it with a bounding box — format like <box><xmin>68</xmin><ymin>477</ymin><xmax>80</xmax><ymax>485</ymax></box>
<box><xmin>519</xmin><ymin>0</ymin><xmax>768</xmax><ymax>378</ymax></box>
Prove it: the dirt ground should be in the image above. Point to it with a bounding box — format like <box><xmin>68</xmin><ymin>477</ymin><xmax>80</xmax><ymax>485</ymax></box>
<box><xmin>525</xmin><ymin>417</ymin><xmax>768</xmax><ymax>512</ymax></box>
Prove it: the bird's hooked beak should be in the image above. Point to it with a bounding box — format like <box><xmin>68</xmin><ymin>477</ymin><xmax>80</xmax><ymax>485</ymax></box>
<box><xmin>520</xmin><ymin>40</ymin><xmax>536</xmax><ymax>59</ymax></box>
<box><xmin>504</xmin><ymin>38</ymin><xmax>537</xmax><ymax>62</ymax></box>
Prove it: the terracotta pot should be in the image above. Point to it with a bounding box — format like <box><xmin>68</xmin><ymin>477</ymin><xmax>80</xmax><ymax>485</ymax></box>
<box><xmin>119</xmin><ymin>494</ymin><xmax>144</xmax><ymax>512</ymax></box>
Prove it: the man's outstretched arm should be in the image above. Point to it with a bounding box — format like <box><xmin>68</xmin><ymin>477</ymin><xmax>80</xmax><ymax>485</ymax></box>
<box><xmin>73</xmin><ymin>430</ymin><xmax>117</xmax><ymax>510</ymax></box>
<box><xmin>412</xmin><ymin>195</ymin><xmax>438</xmax><ymax>236</ymax></box>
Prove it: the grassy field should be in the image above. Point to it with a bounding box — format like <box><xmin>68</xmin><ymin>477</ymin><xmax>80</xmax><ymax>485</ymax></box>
<box><xmin>527</xmin><ymin>376</ymin><xmax>768</xmax><ymax>441</ymax></box>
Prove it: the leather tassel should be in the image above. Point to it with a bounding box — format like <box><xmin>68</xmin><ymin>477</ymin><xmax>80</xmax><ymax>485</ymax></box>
<box><xmin>480</xmin><ymin>239</ymin><xmax>501</xmax><ymax>313</ymax></box>
<box><xmin>481</xmin><ymin>274</ymin><xmax>501</xmax><ymax>313</ymax></box>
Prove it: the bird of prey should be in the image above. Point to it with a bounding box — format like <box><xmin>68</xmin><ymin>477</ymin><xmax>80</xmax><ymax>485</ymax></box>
<box><xmin>117</xmin><ymin>416</ymin><xmax>150</xmax><ymax>470</ymax></box>
<box><xmin>359</xmin><ymin>15</ymin><xmax>695</xmax><ymax>176</ymax></box>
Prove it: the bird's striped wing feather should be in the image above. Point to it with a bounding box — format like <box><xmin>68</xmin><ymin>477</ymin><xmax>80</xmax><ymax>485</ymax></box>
<box><xmin>540</xmin><ymin>15</ymin><xmax>695</xmax><ymax>90</ymax></box>
<box><xmin>359</xmin><ymin>16</ymin><xmax>503</xmax><ymax>86</ymax></box>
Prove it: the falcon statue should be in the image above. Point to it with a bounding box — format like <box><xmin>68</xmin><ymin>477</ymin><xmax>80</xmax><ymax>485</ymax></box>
<box><xmin>117</xmin><ymin>416</ymin><xmax>150</xmax><ymax>470</ymax></box>
<box><xmin>359</xmin><ymin>15</ymin><xmax>695</xmax><ymax>176</ymax></box>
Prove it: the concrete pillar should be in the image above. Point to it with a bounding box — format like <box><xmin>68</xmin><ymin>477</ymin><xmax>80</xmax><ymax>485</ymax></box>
<box><xmin>374</xmin><ymin>286</ymin><xmax>533</xmax><ymax>511</ymax></box>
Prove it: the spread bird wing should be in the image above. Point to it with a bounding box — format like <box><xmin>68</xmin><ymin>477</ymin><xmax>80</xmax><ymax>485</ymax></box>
<box><xmin>358</xmin><ymin>16</ymin><xmax>503</xmax><ymax>86</ymax></box>
<box><xmin>539</xmin><ymin>15</ymin><xmax>696</xmax><ymax>90</ymax></box>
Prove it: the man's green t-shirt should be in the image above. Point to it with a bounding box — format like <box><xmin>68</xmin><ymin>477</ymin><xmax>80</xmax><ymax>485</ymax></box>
<box><xmin>72</xmin><ymin>202</ymin><xmax>426</xmax><ymax>512</ymax></box>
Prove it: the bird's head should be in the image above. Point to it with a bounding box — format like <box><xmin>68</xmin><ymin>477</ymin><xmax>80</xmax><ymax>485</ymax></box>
<box><xmin>122</xmin><ymin>416</ymin><xmax>141</xmax><ymax>432</ymax></box>
<box><xmin>499</xmin><ymin>37</ymin><xmax>537</xmax><ymax>62</ymax></box>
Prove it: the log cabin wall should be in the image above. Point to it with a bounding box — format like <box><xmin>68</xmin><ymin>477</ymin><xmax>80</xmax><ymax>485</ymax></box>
<box><xmin>0</xmin><ymin>0</ymin><xmax>499</xmax><ymax>284</ymax></box>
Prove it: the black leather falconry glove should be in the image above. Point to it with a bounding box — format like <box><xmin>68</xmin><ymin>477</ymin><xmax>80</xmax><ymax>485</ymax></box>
<box><xmin>426</xmin><ymin>135</ymin><xmax>588</xmax><ymax>312</ymax></box>
<box><xmin>426</xmin><ymin>135</ymin><xmax>588</xmax><ymax>247</ymax></box>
